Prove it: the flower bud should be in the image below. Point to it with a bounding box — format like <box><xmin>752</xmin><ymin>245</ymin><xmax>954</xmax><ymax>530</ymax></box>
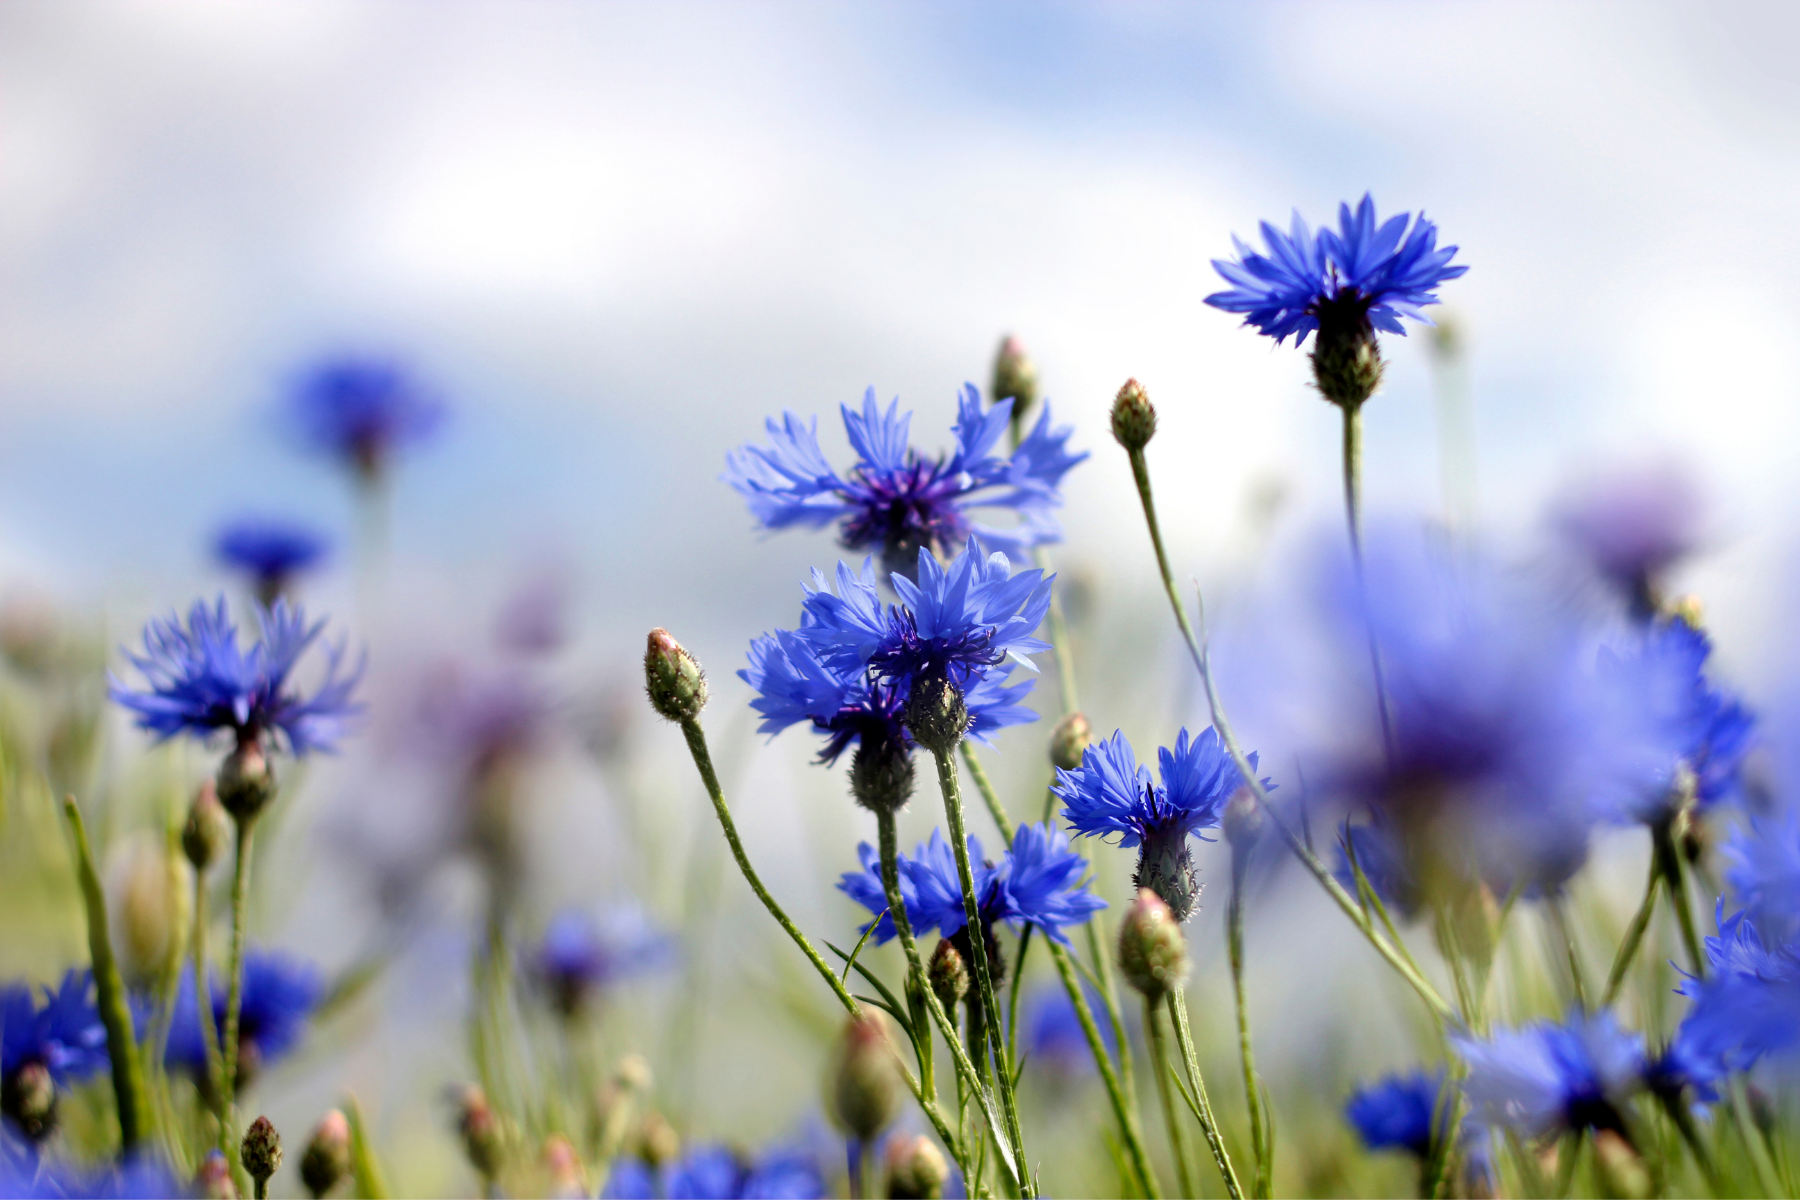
<box><xmin>644</xmin><ymin>628</ymin><xmax>708</xmax><ymax>723</ymax></box>
<box><xmin>184</xmin><ymin>779</ymin><xmax>233</xmax><ymax>873</ymax></box>
<box><xmin>828</xmin><ymin>1012</ymin><xmax>904</xmax><ymax>1141</ymax></box>
<box><xmin>850</xmin><ymin>738</ymin><xmax>915</xmax><ymax>815</ymax></box>
<box><xmin>195</xmin><ymin>1151</ymin><xmax>238</xmax><ymax>1199</ymax></box>
<box><xmin>928</xmin><ymin>939</ymin><xmax>968</xmax><ymax>1012</ymax></box>
<box><xmin>1311</xmin><ymin>309</ymin><xmax>1383</xmax><ymax>410</ymax></box>
<box><xmin>1110</xmin><ymin>379</ymin><xmax>1156</xmax><ymax>452</ymax></box>
<box><xmin>299</xmin><ymin>1109</ymin><xmax>351</xmax><ymax>1198</ymax></box>
<box><xmin>2</xmin><ymin>1061</ymin><xmax>56</xmax><ymax>1142</ymax></box>
<box><xmin>242</xmin><ymin>1114</ymin><xmax>284</xmax><ymax>1191</ymax></box>
<box><xmin>542</xmin><ymin>1133</ymin><xmax>587</xmax><ymax>1199</ymax></box>
<box><xmin>1135</xmin><ymin>826</ymin><xmax>1201</xmax><ymax>923</ymax></box>
<box><xmin>1117</xmin><ymin>890</ymin><xmax>1188</xmax><ymax>1001</ymax></box>
<box><xmin>614</xmin><ymin>1053</ymin><xmax>652</xmax><ymax>1094</ymax></box>
<box><xmin>885</xmin><ymin>1134</ymin><xmax>949</xmax><ymax>1200</ymax></box>
<box><xmin>903</xmin><ymin>675</ymin><xmax>969</xmax><ymax>755</ymax></box>
<box><xmin>456</xmin><ymin>1084</ymin><xmax>505</xmax><ymax>1180</ymax></box>
<box><xmin>110</xmin><ymin>832</ymin><xmax>189</xmax><ymax>987</ymax></box>
<box><xmin>218</xmin><ymin>738</ymin><xmax>276</xmax><ymax>824</ymax></box>
<box><xmin>1221</xmin><ymin>788</ymin><xmax>1263</xmax><ymax>849</ymax></box>
<box><xmin>1048</xmin><ymin>712</ymin><xmax>1091</xmax><ymax>772</ymax></box>
<box><xmin>990</xmin><ymin>336</ymin><xmax>1040</xmax><ymax>424</ymax></box>
<box><xmin>636</xmin><ymin>1111</ymin><xmax>680</xmax><ymax>1168</ymax></box>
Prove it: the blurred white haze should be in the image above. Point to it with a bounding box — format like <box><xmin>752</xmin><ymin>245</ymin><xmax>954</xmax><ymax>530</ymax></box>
<box><xmin>7</xmin><ymin>0</ymin><xmax>1800</xmax><ymax>1183</ymax></box>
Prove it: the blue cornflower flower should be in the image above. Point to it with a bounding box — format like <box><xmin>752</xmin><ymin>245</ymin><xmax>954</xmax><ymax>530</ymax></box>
<box><xmin>531</xmin><ymin>907</ymin><xmax>675</xmax><ymax>1017</ymax></box>
<box><xmin>605</xmin><ymin>1143</ymin><xmax>827</xmax><ymax>1200</ymax></box>
<box><xmin>1455</xmin><ymin>1012</ymin><xmax>1646</xmax><ymax>1139</ymax></box>
<box><xmin>1553</xmin><ymin>463</ymin><xmax>1703</xmax><ymax>615</ymax></box>
<box><xmin>725</xmin><ymin>386</ymin><xmax>1085</xmax><ymax>576</ymax></box>
<box><xmin>0</xmin><ymin>1154</ymin><xmax>183</xmax><ymax>1200</ymax></box>
<box><xmin>1022</xmin><ymin>982</ymin><xmax>1113</xmax><ymax>1079</ymax></box>
<box><xmin>109</xmin><ymin>597</ymin><xmax>363</xmax><ymax>756</ymax></box>
<box><xmin>1344</xmin><ymin>1069</ymin><xmax>1444</xmax><ymax>1158</ymax></box>
<box><xmin>1725</xmin><ymin>811</ymin><xmax>1800</xmax><ymax>948</ymax></box>
<box><xmin>1333</xmin><ymin>821</ymin><xmax>1424</xmax><ymax>922</ymax></box>
<box><xmin>214</xmin><ymin>517</ymin><xmax>330</xmax><ymax>604</ymax></box>
<box><xmin>1207</xmin><ymin>195</ymin><xmax>1466</xmax><ymax>349</ymax></box>
<box><xmin>1597</xmin><ymin>616</ymin><xmax>1754</xmax><ymax>824</ymax></box>
<box><xmin>1053</xmin><ymin>726</ymin><xmax>1270</xmax><ymax>921</ymax></box>
<box><xmin>166</xmin><ymin>949</ymin><xmax>322</xmax><ymax>1089</ymax></box>
<box><xmin>289</xmin><ymin>357</ymin><xmax>445</xmax><ymax>480</ymax></box>
<box><xmin>1653</xmin><ymin>905</ymin><xmax>1800</xmax><ymax>1098</ymax></box>
<box><xmin>1</xmin><ymin>971</ymin><xmax>108</xmax><ymax>1086</ymax></box>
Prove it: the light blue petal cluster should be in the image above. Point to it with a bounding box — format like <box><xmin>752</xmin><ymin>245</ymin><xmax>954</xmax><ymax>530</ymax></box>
<box><xmin>214</xmin><ymin>517</ymin><xmax>330</xmax><ymax>585</ymax></box>
<box><xmin>0</xmin><ymin>970</ymin><xmax>109</xmax><ymax>1084</ymax></box>
<box><xmin>1454</xmin><ymin>1012</ymin><xmax>1645</xmax><ymax>1138</ymax></box>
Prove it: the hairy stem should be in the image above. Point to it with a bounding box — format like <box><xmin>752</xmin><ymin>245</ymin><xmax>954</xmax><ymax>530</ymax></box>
<box><xmin>1145</xmin><ymin>995</ymin><xmax>1197</xmax><ymax>1198</ymax></box>
<box><xmin>220</xmin><ymin>816</ymin><xmax>256</xmax><ymax>1159</ymax></box>
<box><xmin>1169</xmin><ymin>989</ymin><xmax>1243</xmax><ymax>1199</ymax></box>
<box><xmin>1229</xmin><ymin>854</ymin><xmax>1269</xmax><ymax>1197</ymax></box>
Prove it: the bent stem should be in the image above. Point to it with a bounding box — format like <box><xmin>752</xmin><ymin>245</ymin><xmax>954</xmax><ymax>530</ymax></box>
<box><xmin>1145</xmin><ymin>995</ymin><xmax>1197</xmax><ymax>1198</ymax></box>
<box><xmin>1169</xmin><ymin>989</ymin><xmax>1243</xmax><ymax>1199</ymax></box>
<box><xmin>931</xmin><ymin>745</ymin><xmax>1031</xmax><ymax>1196</ymax></box>
<box><xmin>1122</xmin><ymin>442</ymin><xmax>1454</xmax><ymax>1024</ymax></box>
<box><xmin>1228</xmin><ymin>853</ymin><xmax>1270</xmax><ymax>1197</ymax></box>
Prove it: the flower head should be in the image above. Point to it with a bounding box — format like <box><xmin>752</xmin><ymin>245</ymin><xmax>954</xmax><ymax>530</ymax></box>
<box><xmin>1</xmin><ymin>970</ymin><xmax>108</xmax><ymax>1084</ymax></box>
<box><xmin>289</xmin><ymin>357</ymin><xmax>445</xmax><ymax>478</ymax></box>
<box><xmin>726</xmin><ymin>386</ymin><xmax>1085</xmax><ymax>576</ymax></box>
<box><xmin>1455</xmin><ymin>1012</ymin><xmax>1645</xmax><ymax>1138</ymax></box>
<box><xmin>166</xmin><ymin>950</ymin><xmax>322</xmax><ymax>1086</ymax></box>
<box><xmin>109</xmin><ymin>597</ymin><xmax>363</xmax><ymax>755</ymax></box>
<box><xmin>1344</xmin><ymin>1069</ymin><xmax>1444</xmax><ymax>1158</ymax></box>
<box><xmin>1553</xmin><ymin>462</ymin><xmax>1703</xmax><ymax>610</ymax></box>
<box><xmin>1655</xmin><ymin>906</ymin><xmax>1800</xmax><ymax>1096</ymax></box>
<box><xmin>1206</xmin><ymin>194</ymin><xmax>1466</xmax><ymax>348</ymax></box>
<box><xmin>214</xmin><ymin>517</ymin><xmax>330</xmax><ymax>603</ymax></box>
<box><xmin>605</xmin><ymin>1142</ymin><xmax>827</xmax><ymax>1200</ymax></box>
<box><xmin>1725</xmin><ymin>812</ymin><xmax>1800</xmax><ymax>948</ymax></box>
<box><xmin>532</xmin><ymin>907</ymin><xmax>675</xmax><ymax>1017</ymax></box>
<box><xmin>1332</xmin><ymin>821</ymin><xmax>1425</xmax><ymax>921</ymax></box>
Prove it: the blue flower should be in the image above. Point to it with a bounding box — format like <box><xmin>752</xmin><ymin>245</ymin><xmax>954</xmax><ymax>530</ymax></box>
<box><xmin>1</xmin><ymin>970</ymin><xmax>108</xmax><ymax>1085</ymax></box>
<box><xmin>1655</xmin><ymin>906</ymin><xmax>1800</xmax><ymax>1096</ymax></box>
<box><xmin>1553</xmin><ymin>463</ymin><xmax>1703</xmax><ymax>610</ymax></box>
<box><xmin>289</xmin><ymin>358</ymin><xmax>445</xmax><ymax>477</ymax></box>
<box><xmin>1022</xmin><ymin>982</ymin><xmax>1112</xmax><ymax>1078</ymax></box>
<box><xmin>605</xmin><ymin>1143</ymin><xmax>827</xmax><ymax>1200</ymax></box>
<box><xmin>726</xmin><ymin>386</ymin><xmax>1085</xmax><ymax>575</ymax></box>
<box><xmin>1206</xmin><ymin>195</ymin><xmax>1466</xmax><ymax>347</ymax></box>
<box><xmin>1455</xmin><ymin>1012</ymin><xmax>1645</xmax><ymax>1138</ymax></box>
<box><xmin>862</xmin><ymin>540</ymin><xmax>1052</xmax><ymax>697</ymax></box>
<box><xmin>1344</xmin><ymin>1069</ymin><xmax>1443</xmax><ymax>1158</ymax></box>
<box><xmin>532</xmin><ymin>907</ymin><xmax>675</xmax><ymax>1016</ymax></box>
<box><xmin>1725</xmin><ymin>812</ymin><xmax>1800</xmax><ymax>948</ymax></box>
<box><xmin>1332</xmin><ymin>821</ymin><xmax>1424</xmax><ymax>922</ymax></box>
<box><xmin>0</xmin><ymin>1154</ymin><xmax>183</xmax><ymax>1200</ymax></box>
<box><xmin>1053</xmin><ymin>726</ymin><xmax>1268</xmax><ymax>920</ymax></box>
<box><xmin>166</xmin><ymin>950</ymin><xmax>322</xmax><ymax>1086</ymax></box>
<box><xmin>214</xmin><ymin>517</ymin><xmax>330</xmax><ymax>602</ymax></box>
<box><xmin>109</xmin><ymin>597</ymin><xmax>363</xmax><ymax>754</ymax></box>
<box><xmin>839</xmin><ymin>824</ymin><xmax>1103</xmax><ymax>948</ymax></box>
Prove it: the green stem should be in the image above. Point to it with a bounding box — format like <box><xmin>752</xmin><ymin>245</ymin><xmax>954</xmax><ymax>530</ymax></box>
<box><xmin>191</xmin><ymin>866</ymin><xmax>228</xmax><ymax>1142</ymax></box>
<box><xmin>1123</xmin><ymin>444</ymin><xmax>1454</xmax><ymax>1023</ymax></box>
<box><xmin>1145</xmin><ymin>995</ymin><xmax>1196</xmax><ymax>1198</ymax></box>
<box><xmin>61</xmin><ymin>797</ymin><xmax>149</xmax><ymax>1151</ymax></box>
<box><xmin>1007</xmin><ymin>927</ymin><xmax>1032</xmax><ymax>1075</ymax></box>
<box><xmin>877</xmin><ymin>809</ymin><xmax>935</xmax><ymax>1099</ymax></box>
<box><xmin>1340</xmin><ymin>401</ymin><xmax>1397</xmax><ymax>766</ymax></box>
<box><xmin>1602</xmin><ymin>854</ymin><xmax>1661</xmax><ymax>1008</ymax></box>
<box><xmin>1652</xmin><ymin>819</ymin><xmax>1706</xmax><ymax>979</ymax></box>
<box><xmin>1228</xmin><ymin>854</ymin><xmax>1268</xmax><ymax>1198</ymax></box>
<box><xmin>961</xmin><ymin>743</ymin><xmax>1015</xmax><ymax>843</ymax></box>
<box><xmin>1655</xmin><ymin>1088</ymin><xmax>1721</xmax><ymax>1196</ymax></box>
<box><xmin>1030</xmin><ymin>546</ymin><xmax>1080</xmax><ymax>716</ymax></box>
<box><xmin>1086</xmin><ymin>917</ymin><xmax>1137</xmax><ymax>1110</ymax></box>
<box><xmin>1543</xmin><ymin>892</ymin><xmax>1589</xmax><ymax>1013</ymax></box>
<box><xmin>1169</xmin><ymin>989</ymin><xmax>1243</xmax><ymax>1199</ymax></box>
<box><xmin>1550</xmin><ymin>1130</ymin><xmax>1581</xmax><ymax>1198</ymax></box>
<box><xmin>220</xmin><ymin>815</ymin><xmax>256</xmax><ymax>1160</ymax></box>
<box><xmin>1044</xmin><ymin>941</ymin><xmax>1159</xmax><ymax>1197</ymax></box>
<box><xmin>931</xmin><ymin>746</ymin><xmax>1031</xmax><ymax>1196</ymax></box>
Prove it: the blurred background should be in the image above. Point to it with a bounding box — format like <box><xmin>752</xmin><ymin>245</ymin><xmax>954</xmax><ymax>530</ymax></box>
<box><xmin>3</xmin><ymin>2</ymin><xmax>1799</xmax><ymax>1194</ymax></box>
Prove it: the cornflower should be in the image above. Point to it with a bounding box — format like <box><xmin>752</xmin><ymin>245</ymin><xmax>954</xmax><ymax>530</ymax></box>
<box><xmin>1454</xmin><ymin>1012</ymin><xmax>1646</xmax><ymax>1140</ymax></box>
<box><xmin>1</xmin><ymin>971</ymin><xmax>108</xmax><ymax>1142</ymax></box>
<box><xmin>531</xmin><ymin>907</ymin><xmax>675</xmax><ymax>1018</ymax></box>
<box><xmin>289</xmin><ymin>357</ymin><xmax>445</xmax><ymax>483</ymax></box>
<box><xmin>165</xmin><ymin>950</ymin><xmax>322</xmax><ymax>1093</ymax></box>
<box><xmin>214</xmin><ymin>517</ymin><xmax>330</xmax><ymax>607</ymax></box>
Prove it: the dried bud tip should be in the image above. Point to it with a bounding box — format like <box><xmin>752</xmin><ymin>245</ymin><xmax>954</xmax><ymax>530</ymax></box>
<box><xmin>300</xmin><ymin>1109</ymin><xmax>351</xmax><ymax>1199</ymax></box>
<box><xmin>829</xmin><ymin>1012</ymin><xmax>904</xmax><ymax>1141</ymax></box>
<box><xmin>644</xmin><ymin>628</ymin><xmax>709</xmax><ymax>723</ymax></box>
<box><xmin>183</xmin><ymin>779</ymin><xmax>232</xmax><ymax>872</ymax></box>
<box><xmin>1110</xmin><ymin>379</ymin><xmax>1156</xmax><ymax>452</ymax></box>
<box><xmin>242</xmin><ymin>1114</ymin><xmax>284</xmax><ymax>1184</ymax></box>
<box><xmin>1049</xmin><ymin>711</ymin><xmax>1092</xmax><ymax>772</ymax></box>
<box><xmin>885</xmin><ymin>1134</ymin><xmax>950</xmax><ymax>1199</ymax></box>
<box><xmin>928</xmin><ymin>938</ymin><xmax>969</xmax><ymax>1012</ymax></box>
<box><xmin>1117</xmin><ymin>889</ymin><xmax>1188</xmax><ymax>1001</ymax></box>
<box><xmin>613</xmin><ymin>1053</ymin><xmax>653</xmax><ymax>1092</ymax></box>
<box><xmin>456</xmin><ymin>1084</ymin><xmax>504</xmax><ymax>1180</ymax></box>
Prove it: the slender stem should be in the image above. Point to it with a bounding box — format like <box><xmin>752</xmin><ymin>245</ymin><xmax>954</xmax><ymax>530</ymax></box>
<box><xmin>1124</xmin><ymin>443</ymin><xmax>1453</xmax><ymax>1023</ymax></box>
<box><xmin>1340</xmin><ymin>402</ymin><xmax>1397</xmax><ymax>767</ymax></box>
<box><xmin>1655</xmin><ymin>1089</ymin><xmax>1721</xmax><ymax>1195</ymax></box>
<box><xmin>1602</xmin><ymin>854</ymin><xmax>1662</xmax><ymax>1007</ymax></box>
<box><xmin>1087</xmin><ymin>917</ymin><xmax>1137</xmax><ymax>1107</ymax></box>
<box><xmin>191</xmin><ymin>868</ymin><xmax>227</xmax><ymax>1140</ymax></box>
<box><xmin>1652</xmin><ymin>819</ymin><xmax>1706</xmax><ymax>979</ymax></box>
<box><xmin>961</xmin><ymin>743</ymin><xmax>1015</xmax><ymax>843</ymax></box>
<box><xmin>678</xmin><ymin>720</ymin><xmax>859</xmax><ymax>1015</ymax></box>
<box><xmin>1007</xmin><ymin>927</ymin><xmax>1032</xmax><ymax>1075</ymax></box>
<box><xmin>1728</xmin><ymin>1078</ymin><xmax>1783</xmax><ymax>1199</ymax></box>
<box><xmin>254</xmin><ymin>1176</ymin><xmax>269</xmax><ymax>1200</ymax></box>
<box><xmin>1228</xmin><ymin>855</ymin><xmax>1268</xmax><ymax>1197</ymax></box>
<box><xmin>1044</xmin><ymin>941</ymin><xmax>1159</xmax><ymax>1197</ymax></box>
<box><xmin>1550</xmin><ymin>1130</ymin><xmax>1581</xmax><ymax>1198</ymax></box>
<box><xmin>876</xmin><ymin>809</ymin><xmax>934</xmax><ymax>1097</ymax></box>
<box><xmin>1168</xmin><ymin>989</ymin><xmax>1243</xmax><ymax>1199</ymax></box>
<box><xmin>1030</xmin><ymin>545</ymin><xmax>1080</xmax><ymax>716</ymax></box>
<box><xmin>61</xmin><ymin>797</ymin><xmax>150</xmax><ymax>1152</ymax></box>
<box><xmin>1542</xmin><ymin>893</ymin><xmax>1589</xmax><ymax>1013</ymax></box>
<box><xmin>931</xmin><ymin>746</ymin><xmax>1031</xmax><ymax>1196</ymax></box>
<box><xmin>1145</xmin><ymin>996</ymin><xmax>1197</xmax><ymax>1198</ymax></box>
<box><xmin>219</xmin><ymin>815</ymin><xmax>257</xmax><ymax>1163</ymax></box>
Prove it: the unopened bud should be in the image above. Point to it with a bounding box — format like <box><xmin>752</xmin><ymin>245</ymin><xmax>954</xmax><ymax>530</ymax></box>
<box><xmin>1110</xmin><ymin>379</ymin><xmax>1156</xmax><ymax>452</ymax></box>
<box><xmin>829</xmin><ymin>1012</ymin><xmax>903</xmax><ymax>1141</ymax></box>
<box><xmin>885</xmin><ymin>1134</ymin><xmax>949</xmax><ymax>1199</ymax></box>
<box><xmin>850</xmin><ymin>739</ymin><xmax>915</xmax><ymax>815</ymax></box>
<box><xmin>1222</xmin><ymin>788</ymin><xmax>1263</xmax><ymax>849</ymax></box>
<box><xmin>2</xmin><ymin>1061</ymin><xmax>56</xmax><ymax>1142</ymax></box>
<box><xmin>991</xmin><ymin>336</ymin><xmax>1040</xmax><ymax>424</ymax></box>
<box><xmin>928</xmin><ymin>939</ymin><xmax>968</xmax><ymax>1012</ymax></box>
<box><xmin>1118</xmin><ymin>890</ymin><xmax>1188</xmax><ymax>1001</ymax></box>
<box><xmin>456</xmin><ymin>1084</ymin><xmax>504</xmax><ymax>1180</ymax></box>
<box><xmin>242</xmin><ymin>1115</ymin><xmax>284</xmax><ymax>1190</ymax></box>
<box><xmin>111</xmin><ymin>832</ymin><xmax>188</xmax><ymax>986</ymax></box>
<box><xmin>1048</xmin><ymin>712</ymin><xmax>1091</xmax><ymax>772</ymax></box>
<box><xmin>614</xmin><ymin>1054</ymin><xmax>652</xmax><ymax>1093</ymax></box>
<box><xmin>184</xmin><ymin>779</ymin><xmax>233</xmax><ymax>873</ymax></box>
<box><xmin>644</xmin><ymin>629</ymin><xmax>708</xmax><ymax>723</ymax></box>
<box><xmin>195</xmin><ymin>1151</ymin><xmax>238</xmax><ymax>1199</ymax></box>
<box><xmin>542</xmin><ymin>1133</ymin><xmax>586</xmax><ymax>1199</ymax></box>
<box><xmin>636</xmin><ymin>1111</ymin><xmax>680</xmax><ymax>1168</ymax></box>
<box><xmin>903</xmin><ymin>675</ymin><xmax>969</xmax><ymax>755</ymax></box>
<box><xmin>300</xmin><ymin>1109</ymin><xmax>351</xmax><ymax>1198</ymax></box>
<box><xmin>218</xmin><ymin>739</ymin><xmax>276</xmax><ymax>823</ymax></box>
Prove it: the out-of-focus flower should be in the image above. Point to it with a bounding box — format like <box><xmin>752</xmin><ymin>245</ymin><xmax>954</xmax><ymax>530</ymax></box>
<box><xmin>109</xmin><ymin>597</ymin><xmax>362</xmax><ymax>755</ymax></box>
<box><xmin>1725</xmin><ymin>813</ymin><xmax>1800</xmax><ymax>948</ymax></box>
<box><xmin>1</xmin><ymin>970</ymin><xmax>107</xmax><ymax>1140</ymax></box>
<box><xmin>604</xmin><ymin>1142</ymin><xmax>828</xmax><ymax>1200</ymax></box>
<box><xmin>1053</xmin><ymin>726</ymin><xmax>1269</xmax><ymax>920</ymax></box>
<box><xmin>214</xmin><ymin>517</ymin><xmax>330</xmax><ymax>606</ymax></box>
<box><xmin>289</xmin><ymin>358</ymin><xmax>445</xmax><ymax>482</ymax></box>
<box><xmin>166</xmin><ymin>950</ymin><xmax>322</xmax><ymax>1090</ymax></box>
<box><xmin>1332</xmin><ymin>821</ymin><xmax>1424</xmax><ymax>921</ymax></box>
<box><xmin>725</xmin><ymin>386</ymin><xmax>1084</xmax><ymax>576</ymax></box>
<box><xmin>531</xmin><ymin>907</ymin><xmax>675</xmax><ymax>1017</ymax></box>
<box><xmin>1553</xmin><ymin>463</ymin><xmax>1703</xmax><ymax>613</ymax></box>
<box><xmin>1344</xmin><ymin>1069</ymin><xmax>1442</xmax><ymax>1157</ymax></box>
<box><xmin>1206</xmin><ymin>194</ymin><xmax>1466</xmax><ymax>348</ymax></box>
<box><xmin>1455</xmin><ymin>1011</ymin><xmax>1645</xmax><ymax>1139</ymax></box>
<box><xmin>1021</xmin><ymin>982</ymin><xmax>1111</xmax><ymax>1079</ymax></box>
<box><xmin>1654</xmin><ymin>906</ymin><xmax>1800</xmax><ymax>1098</ymax></box>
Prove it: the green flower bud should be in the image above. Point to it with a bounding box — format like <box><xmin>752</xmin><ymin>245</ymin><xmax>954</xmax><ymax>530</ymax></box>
<box><xmin>195</xmin><ymin>1151</ymin><xmax>238</xmax><ymax>1199</ymax></box>
<box><xmin>885</xmin><ymin>1134</ymin><xmax>950</xmax><ymax>1199</ymax></box>
<box><xmin>242</xmin><ymin>1114</ymin><xmax>284</xmax><ymax>1192</ymax></box>
<box><xmin>903</xmin><ymin>675</ymin><xmax>968</xmax><ymax>755</ymax></box>
<box><xmin>218</xmin><ymin>738</ymin><xmax>276</xmax><ymax>824</ymax></box>
<box><xmin>110</xmin><ymin>832</ymin><xmax>189</xmax><ymax>987</ymax></box>
<box><xmin>1</xmin><ymin>1061</ymin><xmax>55</xmax><ymax>1142</ymax></box>
<box><xmin>990</xmin><ymin>335</ymin><xmax>1040</xmax><ymax>424</ymax></box>
<box><xmin>928</xmin><ymin>939</ymin><xmax>968</xmax><ymax>1013</ymax></box>
<box><xmin>828</xmin><ymin>1012</ymin><xmax>904</xmax><ymax>1141</ymax></box>
<box><xmin>184</xmin><ymin>779</ymin><xmax>233</xmax><ymax>873</ymax></box>
<box><xmin>1110</xmin><ymin>379</ymin><xmax>1156</xmax><ymax>452</ymax></box>
<box><xmin>299</xmin><ymin>1109</ymin><xmax>351</xmax><ymax>1198</ymax></box>
<box><xmin>1049</xmin><ymin>711</ymin><xmax>1091</xmax><ymax>772</ymax></box>
<box><xmin>644</xmin><ymin>628</ymin><xmax>709</xmax><ymax>723</ymax></box>
<box><xmin>850</xmin><ymin>739</ymin><xmax>915</xmax><ymax>815</ymax></box>
<box><xmin>456</xmin><ymin>1084</ymin><xmax>505</xmax><ymax>1181</ymax></box>
<box><xmin>1117</xmin><ymin>890</ymin><xmax>1188</xmax><ymax>1001</ymax></box>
